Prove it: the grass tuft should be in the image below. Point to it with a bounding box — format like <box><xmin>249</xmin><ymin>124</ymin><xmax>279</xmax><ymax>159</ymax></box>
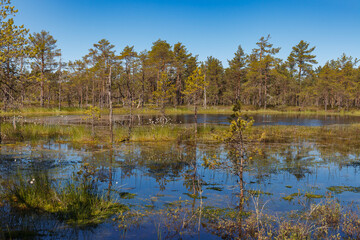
<box><xmin>4</xmin><ymin>166</ymin><xmax>125</xmax><ymax>226</ymax></box>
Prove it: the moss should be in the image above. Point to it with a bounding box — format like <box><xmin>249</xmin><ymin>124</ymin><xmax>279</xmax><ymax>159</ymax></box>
<box><xmin>202</xmin><ymin>206</ymin><xmax>251</xmax><ymax>220</ymax></box>
<box><xmin>327</xmin><ymin>186</ymin><xmax>360</xmax><ymax>194</ymax></box>
<box><xmin>182</xmin><ymin>193</ymin><xmax>207</xmax><ymax>199</ymax></box>
<box><xmin>305</xmin><ymin>193</ymin><xmax>323</xmax><ymax>199</ymax></box>
<box><xmin>282</xmin><ymin>192</ymin><xmax>302</xmax><ymax>201</ymax></box>
<box><xmin>247</xmin><ymin>190</ymin><xmax>273</xmax><ymax>196</ymax></box>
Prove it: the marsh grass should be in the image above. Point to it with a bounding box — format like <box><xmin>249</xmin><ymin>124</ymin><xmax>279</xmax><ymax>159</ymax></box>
<box><xmin>2</xmin><ymin>121</ymin><xmax>360</xmax><ymax>147</ymax></box>
<box><xmin>114</xmin><ymin>124</ymin><xmax>227</xmax><ymax>142</ymax></box>
<box><xmin>3</xmin><ymin>166</ymin><xmax>124</xmax><ymax>226</ymax></box>
<box><xmin>198</xmin><ymin>198</ymin><xmax>354</xmax><ymax>239</ymax></box>
<box><xmin>0</xmin><ymin>107</ymin><xmax>86</xmax><ymax>116</ymax></box>
<box><xmin>4</xmin><ymin>105</ymin><xmax>360</xmax><ymax>117</ymax></box>
<box><xmin>1</xmin><ymin>123</ymin><xmax>93</xmax><ymax>142</ymax></box>
<box><xmin>112</xmin><ymin>197</ymin><xmax>360</xmax><ymax>240</ymax></box>
<box><xmin>256</xmin><ymin>124</ymin><xmax>360</xmax><ymax>144</ymax></box>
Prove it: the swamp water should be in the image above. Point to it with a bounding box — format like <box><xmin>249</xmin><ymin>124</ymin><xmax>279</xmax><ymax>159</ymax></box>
<box><xmin>1</xmin><ymin>114</ymin><xmax>360</xmax><ymax>239</ymax></box>
<box><xmin>22</xmin><ymin>113</ymin><xmax>360</xmax><ymax>127</ymax></box>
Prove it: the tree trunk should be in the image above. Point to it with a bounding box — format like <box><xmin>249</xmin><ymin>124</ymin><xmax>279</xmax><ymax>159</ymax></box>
<box><xmin>108</xmin><ymin>66</ymin><xmax>113</xmax><ymax>143</ymax></box>
<box><xmin>59</xmin><ymin>55</ymin><xmax>62</xmax><ymax>111</ymax></box>
<box><xmin>203</xmin><ymin>74</ymin><xmax>207</xmax><ymax>109</ymax></box>
<box><xmin>264</xmin><ymin>74</ymin><xmax>268</xmax><ymax>109</ymax></box>
<box><xmin>40</xmin><ymin>73</ymin><xmax>44</xmax><ymax>107</ymax></box>
<box><xmin>194</xmin><ymin>95</ymin><xmax>198</xmax><ymax>135</ymax></box>
<box><xmin>58</xmin><ymin>81</ymin><xmax>61</xmax><ymax>111</ymax></box>
<box><xmin>92</xmin><ymin>78</ymin><xmax>95</xmax><ymax>106</ymax></box>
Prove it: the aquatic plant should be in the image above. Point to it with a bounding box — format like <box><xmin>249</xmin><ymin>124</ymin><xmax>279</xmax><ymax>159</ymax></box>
<box><xmin>3</xmin><ymin>164</ymin><xmax>124</xmax><ymax>225</ymax></box>
<box><xmin>0</xmin><ymin>123</ymin><xmax>92</xmax><ymax>142</ymax></box>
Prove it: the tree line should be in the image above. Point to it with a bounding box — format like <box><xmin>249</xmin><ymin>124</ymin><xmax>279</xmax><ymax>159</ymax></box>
<box><xmin>1</xmin><ymin>0</ymin><xmax>360</xmax><ymax>112</ymax></box>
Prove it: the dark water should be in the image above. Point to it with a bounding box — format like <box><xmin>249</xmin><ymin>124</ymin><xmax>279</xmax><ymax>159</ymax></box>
<box><xmin>23</xmin><ymin>113</ymin><xmax>360</xmax><ymax>126</ymax></box>
<box><xmin>1</xmin><ymin>137</ymin><xmax>360</xmax><ymax>239</ymax></box>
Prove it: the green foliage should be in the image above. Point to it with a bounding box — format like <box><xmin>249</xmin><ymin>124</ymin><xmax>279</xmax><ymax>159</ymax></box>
<box><xmin>204</xmin><ymin>56</ymin><xmax>225</xmax><ymax>105</ymax></box>
<box><xmin>83</xmin><ymin>105</ymin><xmax>101</xmax><ymax>120</ymax></box>
<box><xmin>0</xmin><ymin>0</ymin><xmax>29</xmax><ymax>109</ymax></box>
<box><xmin>3</xmin><ymin>164</ymin><xmax>124</xmax><ymax>225</ymax></box>
<box><xmin>152</xmin><ymin>72</ymin><xmax>176</xmax><ymax>113</ymax></box>
<box><xmin>1</xmin><ymin>0</ymin><xmax>360</xmax><ymax>112</ymax></box>
<box><xmin>182</xmin><ymin>67</ymin><xmax>207</xmax><ymax>100</ymax></box>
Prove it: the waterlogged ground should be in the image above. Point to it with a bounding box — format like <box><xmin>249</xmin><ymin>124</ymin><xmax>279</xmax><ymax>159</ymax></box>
<box><xmin>1</xmin><ymin>121</ymin><xmax>360</xmax><ymax>239</ymax></box>
<box><xmin>21</xmin><ymin>113</ymin><xmax>360</xmax><ymax>126</ymax></box>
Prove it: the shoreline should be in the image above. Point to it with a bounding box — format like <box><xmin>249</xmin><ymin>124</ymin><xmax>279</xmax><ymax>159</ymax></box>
<box><xmin>2</xmin><ymin>105</ymin><xmax>360</xmax><ymax>117</ymax></box>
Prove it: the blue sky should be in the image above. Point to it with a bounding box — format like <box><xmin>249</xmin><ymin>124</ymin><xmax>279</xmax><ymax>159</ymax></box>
<box><xmin>14</xmin><ymin>0</ymin><xmax>360</xmax><ymax>66</ymax></box>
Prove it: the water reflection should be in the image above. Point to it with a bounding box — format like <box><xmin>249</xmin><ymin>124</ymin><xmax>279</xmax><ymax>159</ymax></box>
<box><xmin>1</xmin><ymin>137</ymin><xmax>360</xmax><ymax>238</ymax></box>
<box><xmin>22</xmin><ymin>113</ymin><xmax>360</xmax><ymax>127</ymax></box>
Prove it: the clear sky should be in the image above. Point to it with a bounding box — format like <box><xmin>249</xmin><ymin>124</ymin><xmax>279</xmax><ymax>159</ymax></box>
<box><xmin>13</xmin><ymin>0</ymin><xmax>360</xmax><ymax>67</ymax></box>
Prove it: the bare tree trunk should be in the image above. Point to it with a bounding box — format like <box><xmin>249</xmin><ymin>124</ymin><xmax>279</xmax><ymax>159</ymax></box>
<box><xmin>86</xmin><ymin>85</ymin><xmax>89</xmax><ymax>107</ymax></box>
<box><xmin>141</xmin><ymin>72</ymin><xmax>145</xmax><ymax>108</ymax></box>
<box><xmin>48</xmin><ymin>83</ymin><xmax>51</xmax><ymax>107</ymax></box>
<box><xmin>264</xmin><ymin>74</ymin><xmax>268</xmax><ymax>109</ymax></box>
<box><xmin>108</xmin><ymin>66</ymin><xmax>113</xmax><ymax>143</ymax></box>
<box><xmin>325</xmin><ymin>95</ymin><xmax>328</xmax><ymax>111</ymax></box>
<box><xmin>40</xmin><ymin>73</ymin><xmax>44</xmax><ymax>107</ymax></box>
<box><xmin>194</xmin><ymin>95</ymin><xmax>198</xmax><ymax>135</ymax></box>
<box><xmin>92</xmin><ymin>78</ymin><xmax>95</xmax><ymax>106</ymax></box>
<box><xmin>204</xmin><ymin>72</ymin><xmax>207</xmax><ymax>109</ymax></box>
<box><xmin>176</xmin><ymin>73</ymin><xmax>181</xmax><ymax>106</ymax></box>
<box><xmin>58</xmin><ymin>54</ymin><xmax>62</xmax><ymax>111</ymax></box>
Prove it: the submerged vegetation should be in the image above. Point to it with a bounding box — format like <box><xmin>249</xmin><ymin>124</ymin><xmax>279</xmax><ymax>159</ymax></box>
<box><xmin>110</xmin><ymin>197</ymin><xmax>360</xmax><ymax>240</ymax></box>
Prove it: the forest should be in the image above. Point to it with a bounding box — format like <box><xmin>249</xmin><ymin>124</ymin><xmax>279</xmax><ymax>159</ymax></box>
<box><xmin>3</xmin><ymin>1</ymin><xmax>360</xmax><ymax>239</ymax></box>
<box><xmin>1</xmin><ymin>1</ymin><xmax>360</xmax><ymax>113</ymax></box>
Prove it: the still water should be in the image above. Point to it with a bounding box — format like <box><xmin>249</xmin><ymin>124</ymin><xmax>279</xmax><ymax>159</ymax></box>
<box><xmin>1</xmin><ymin>132</ymin><xmax>360</xmax><ymax>238</ymax></box>
<box><xmin>23</xmin><ymin>113</ymin><xmax>360</xmax><ymax>126</ymax></box>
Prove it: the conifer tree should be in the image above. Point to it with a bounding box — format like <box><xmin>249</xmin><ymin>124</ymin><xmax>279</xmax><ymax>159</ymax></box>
<box><xmin>183</xmin><ymin>67</ymin><xmax>208</xmax><ymax>134</ymax></box>
<box><xmin>0</xmin><ymin>0</ymin><xmax>28</xmax><ymax>110</ymax></box>
<box><xmin>288</xmin><ymin>40</ymin><xmax>317</xmax><ymax>82</ymax></box>
<box><xmin>225</xmin><ymin>45</ymin><xmax>247</xmax><ymax>103</ymax></box>
<box><xmin>29</xmin><ymin>30</ymin><xmax>60</xmax><ymax>107</ymax></box>
<box><xmin>152</xmin><ymin>72</ymin><xmax>175</xmax><ymax>116</ymax></box>
<box><xmin>247</xmin><ymin>35</ymin><xmax>280</xmax><ymax>109</ymax></box>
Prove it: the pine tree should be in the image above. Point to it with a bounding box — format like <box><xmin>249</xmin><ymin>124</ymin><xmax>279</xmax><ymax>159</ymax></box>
<box><xmin>149</xmin><ymin>39</ymin><xmax>173</xmax><ymax>93</ymax></box>
<box><xmin>225</xmin><ymin>45</ymin><xmax>247</xmax><ymax>103</ymax></box>
<box><xmin>29</xmin><ymin>31</ymin><xmax>60</xmax><ymax>107</ymax></box>
<box><xmin>152</xmin><ymin>72</ymin><xmax>175</xmax><ymax>115</ymax></box>
<box><xmin>86</xmin><ymin>39</ymin><xmax>116</xmax><ymax>108</ymax></box>
<box><xmin>288</xmin><ymin>40</ymin><xmax>317</xmax><ymax>82</ymax></box>
<box><xmin>0</xmin><ymin>0</ymin><xmax>28</xmax><ymax>110</ymax></box>
<box><xmin>205</xmin><ymin>56</ymin><xmax>224</xmax><ymax>105</ymax></box>
<box><xmin>173</xmin><ymin>42</ymin><xmax>192</xmax><ymax>106</ymax></box>
<box><xmin>183</xmin><ymin>67</ymin><xmax>208</xmax><ymax>134</ymax></box>
<box><xmin>247</xmin><ymin>35</ymin><xmax>280</xmax><ymax>109</ymax></box>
